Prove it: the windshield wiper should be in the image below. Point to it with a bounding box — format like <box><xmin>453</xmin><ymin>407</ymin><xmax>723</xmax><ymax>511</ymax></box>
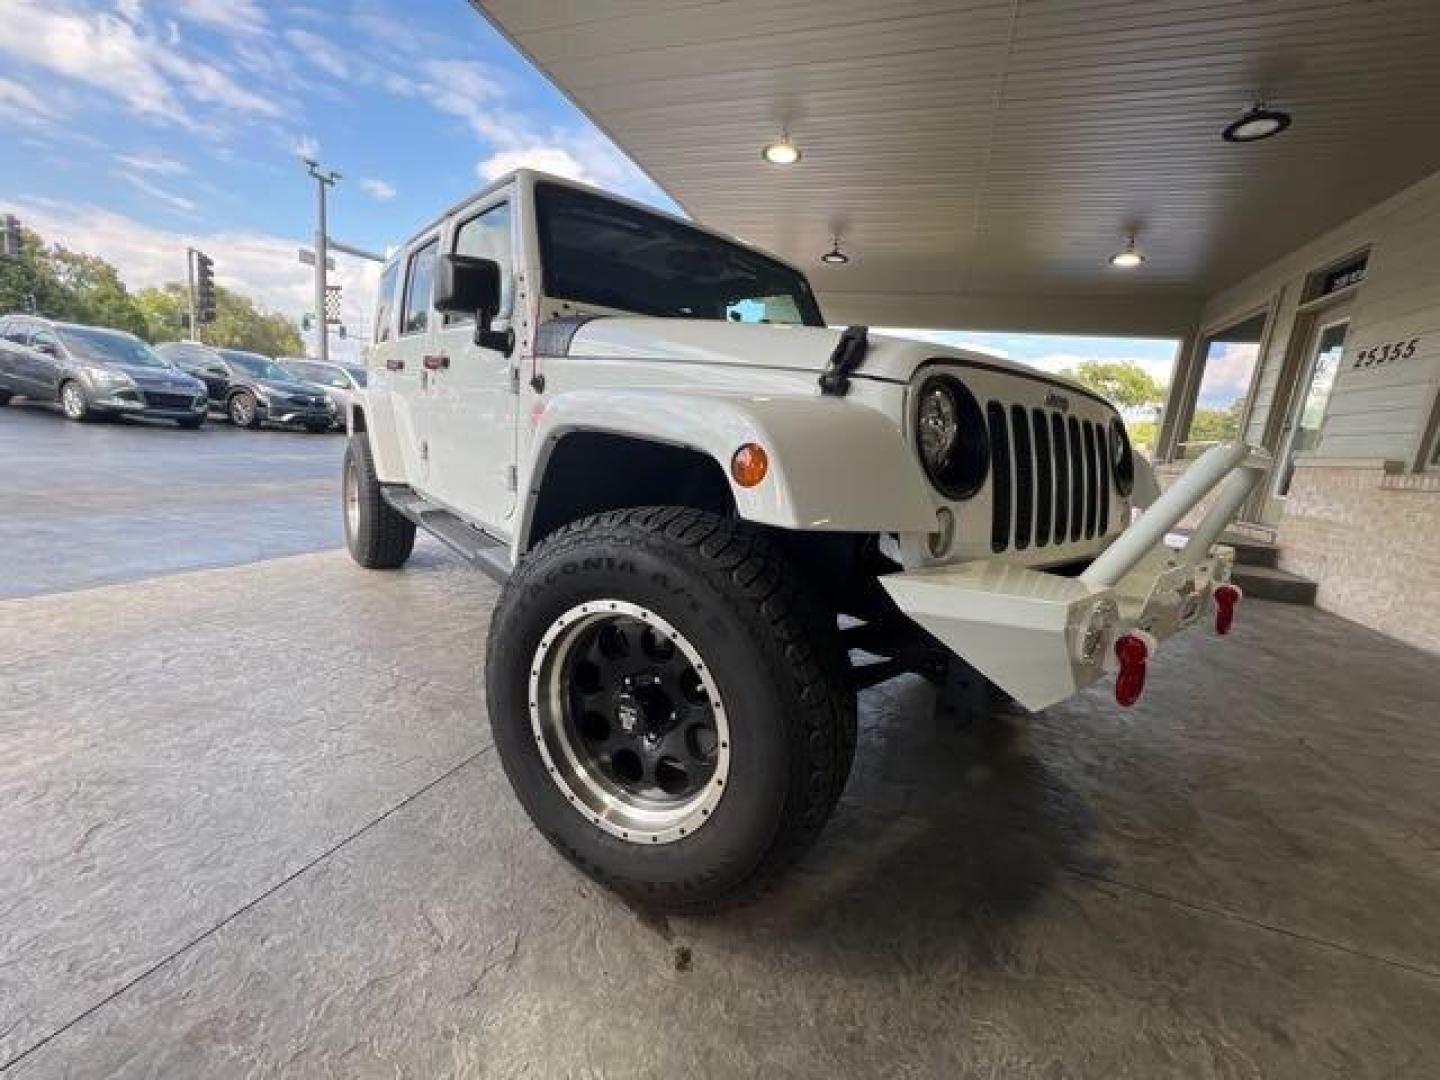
<box><xmin>819</xmin><ymin>325</ymin><xmax>869</xmax><ymax>397</ymax></box>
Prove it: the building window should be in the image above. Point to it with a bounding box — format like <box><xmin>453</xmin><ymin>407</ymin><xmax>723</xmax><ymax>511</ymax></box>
<box><xmin>1176</xmin><ymin>311</ymin><xmax>1267</xmax><ymax>458</ymax></box>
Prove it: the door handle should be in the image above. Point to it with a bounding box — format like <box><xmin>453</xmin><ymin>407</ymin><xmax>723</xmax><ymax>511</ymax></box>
<box><xmin>386</xmin><ymin>358</ymin><xmax>405</xmax><ymax>371</ymax></box>
<box><xmin>423</xmin><ymin>354</ymin><xmax>450</xmax><ymax>371</ymax></box>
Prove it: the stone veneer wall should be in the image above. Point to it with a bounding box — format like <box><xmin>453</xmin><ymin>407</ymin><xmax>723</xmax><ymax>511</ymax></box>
<box><xmin>1277</xmin><ymin>462</ymin><xmax>1440</xmax><ymax>654</ymax></box>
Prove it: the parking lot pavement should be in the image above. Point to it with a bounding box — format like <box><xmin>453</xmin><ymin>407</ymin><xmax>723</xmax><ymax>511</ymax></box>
<box><xmin>0</xmin><ymin>400</ymin><xmax>344</xmax><ymax>598</ymax></box>
<box><xmin>3</xmin><ymin>543</ymin><xmax>1439</xmax><ymax>1077</ymax></box>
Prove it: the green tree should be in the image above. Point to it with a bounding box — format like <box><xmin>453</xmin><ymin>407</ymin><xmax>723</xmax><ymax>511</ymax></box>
<box><xmin>1186</xmin><ymin>400</ymin><xmax>1246</xmax><ymax>447</ymax></box>
<box><xmin>135</xmin><ymin>282</ymin><xmax>303</xmax><ymax>355</ymax></box>
<box><xmin>207</xmin><ymin>285</ymin><xmax>303</xmax><ymax>356</ymax></box>
<box><xmin>135</xmin><ymin>284</ymin><xmax>189</xmax><ymax>343</ymax></box>
<box><xmin>1060</xmin><ymin>359</ymin><xmax>1167</xmax><ymax>411</ymax></box>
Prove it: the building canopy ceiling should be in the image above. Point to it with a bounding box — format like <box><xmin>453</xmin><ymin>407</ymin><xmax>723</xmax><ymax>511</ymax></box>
<box><xmin>475</xmin><ymin>0</ymin><xmax>1440</xmax><ymax>335</ymax></box>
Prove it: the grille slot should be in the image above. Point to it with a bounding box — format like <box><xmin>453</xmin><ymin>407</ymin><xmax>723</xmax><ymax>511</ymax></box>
<box><xmin>1068</xmin><ymin>418</ymin><xmax>1084</xmax><ymax>542</ymax></box>
<box><xmin>1082</xmin><ymin>421</ymin><xmax>1099</xmax><ymax>538</ymax></box>
<box><xmin>1010</xmin><ymin>404</ymin><xmax>1033</xmax><ymax>550</ymax></box>
<box><xmin>1097</xmin><ymin>423</ymin><xmax>1111</xmax><ymax>532</ymax></box>
<box><xmin>1051</xmin><ymin>413</ymin><xmax>1069</xmax><ymax>547</ymax></box>
<box><xmin>987</xmin><ymin>401</ymin><xmax>1011</xmax><ymax>554</ymax></box>
<box><xmin>1031</xmin><ymin>409</ymin><xmax>1052</xmax><ymax>548</ymax></box>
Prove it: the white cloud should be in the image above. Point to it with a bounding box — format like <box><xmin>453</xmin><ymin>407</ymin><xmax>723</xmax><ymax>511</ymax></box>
<box><xmin>4</xmin><ymin>196</ymin><xmax>380</xmax><ymax>349</ymax></box>
<box><xmin>115</xmin><ymin>151</ymin><xmax>188</xmax><ymax>175</ymax></box>
<box><xmin>115</xmin><ymin>0</ymin><xmax>143</xmax><ymax>22</ymax></box>
<box><xmin>0</xmin><ymin>1</ymin><xmax>280</xmax><ymax>130</ymax></box>
<box><xmin>284</xmin><ymin>28</ymin><xmax>349</xmax><ymax>80</ymax></box>
<box><xmin>0</xmin><ymin>75</ymin><xmax>59</xmax><ymax>127</ymax></box>
<box><xmin>479</xmin><ymin>147</ymin><xmax>590</xmax><ymax>185</ymax></box>
<box><xmin>291</xmin><ymin>134</ymin><xmax>321</xmax><ymax>160</ymax></box>
<box><xmin>173</xmin><ymin>0</ymin><xmax>266</xmax><ymax>37</ymax></box>
<box><xmin>116</xmin><ymin>171</ymin><xmax>196</xmax><ymax>213</ymax></box>
<box><xmin>360</xmin><ymin>178</ymin><xmax>396</xmax><ymax>201</ymax></box>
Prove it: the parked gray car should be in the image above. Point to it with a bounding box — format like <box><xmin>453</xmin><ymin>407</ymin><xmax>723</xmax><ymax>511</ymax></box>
<box><xmin>279</xmin><ymin>357</ymin><xmax>365</xmax><ymax>430</ymax></box>
<box><xmin>0</xmin><ymin>315</ymin><xmax>210</xmax><ymax>427</ymax></box>
<box><xmin>155</xmin><ymin>343</ymin><xmax>336</xmax><ymax>432</ymax></box>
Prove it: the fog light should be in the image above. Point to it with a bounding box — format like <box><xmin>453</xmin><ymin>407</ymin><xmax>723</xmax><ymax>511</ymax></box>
<box><xmin>731</xmin><ymin>443</ymin><xmax>768</xmax><ymax>488</ymax></box>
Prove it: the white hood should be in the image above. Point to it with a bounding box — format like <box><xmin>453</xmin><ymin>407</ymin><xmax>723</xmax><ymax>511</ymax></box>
<box><xmin>559</xmin><ymin>317</ymin><xmax>1107</xmax><ymax>404</ymax></box>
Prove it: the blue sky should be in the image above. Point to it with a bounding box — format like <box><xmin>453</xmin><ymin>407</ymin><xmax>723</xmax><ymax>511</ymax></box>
<box><xmin>0</xmin><ymin>0</ymin><xmax>1179</xmax><ymax>381</ymax></box>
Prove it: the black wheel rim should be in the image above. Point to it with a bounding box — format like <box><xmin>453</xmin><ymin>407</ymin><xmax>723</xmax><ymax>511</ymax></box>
<box><xmin>530</xmin><ymin>601</ymin><xmax>729</xmax><ymax>844</ymax></box>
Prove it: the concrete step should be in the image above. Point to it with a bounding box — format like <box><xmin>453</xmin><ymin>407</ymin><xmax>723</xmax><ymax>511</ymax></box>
<box><xmin>1232</xmin><ymin>564</ymin><xmax>1317</xmax><ymax>605</ymax></box>
<box><xmin>1170</xmin><ymin>528</ymin><xmax>1280</xmax><ymax>567</ymax></box>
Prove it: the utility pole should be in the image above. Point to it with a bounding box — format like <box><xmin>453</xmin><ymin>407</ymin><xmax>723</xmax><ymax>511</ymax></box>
<box><xmin>303</xmin><ymin>158</ymin><xmax>340</xmax><ymax>364</ymax></box>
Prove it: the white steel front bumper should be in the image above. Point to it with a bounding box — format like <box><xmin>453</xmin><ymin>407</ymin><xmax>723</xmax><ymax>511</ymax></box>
<box><xmin>880</xmin><ymin>441</ymin><xmax>1270</xmax><ymax>711</ymax></box>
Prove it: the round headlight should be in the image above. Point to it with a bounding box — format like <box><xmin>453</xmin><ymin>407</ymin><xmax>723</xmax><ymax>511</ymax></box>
<box><xmin>1110</xmin><ymin>418</ymin><xmax>1135</xmax><ymax>497</ymax></box>
<box><xmin>915</xmin><ymin>375</ymin><xmax>989</xmax><ymax>500</ymax></box>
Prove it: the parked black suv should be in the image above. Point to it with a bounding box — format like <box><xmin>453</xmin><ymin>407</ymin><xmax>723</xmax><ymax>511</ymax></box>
<box><xmin>155</xmin><ymin>343</ymin><xmax>335</xmax><ymax>432</ymax></box>
<box><xmin>0</xmin><ymin>315</ymin><xmax>210</xmax><ymax>426</ymax></box>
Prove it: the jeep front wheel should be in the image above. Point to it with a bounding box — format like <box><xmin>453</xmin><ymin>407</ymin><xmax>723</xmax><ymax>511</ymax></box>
<box><xmin>486</xmin><ymin>507</ymin><xmax>855</xmax><ymax>911</ymax></box>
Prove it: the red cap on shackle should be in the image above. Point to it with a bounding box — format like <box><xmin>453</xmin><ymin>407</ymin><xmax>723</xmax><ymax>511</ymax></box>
<box><xmin>1213</xmin><ymin>583</ymin><xmax>1243</xmax><ymax>636</ymax></box>
<box><xmin>1113</xmin><ymin>630</ymin><xmax>1157</xmax><ymax>707</ymax></box>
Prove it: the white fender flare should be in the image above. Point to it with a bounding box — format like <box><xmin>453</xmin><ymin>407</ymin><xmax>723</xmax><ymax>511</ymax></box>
<box><xmin>518</xmin><ymin>388</ymin><xmax>938</xmax><ymax>552</ymax></box>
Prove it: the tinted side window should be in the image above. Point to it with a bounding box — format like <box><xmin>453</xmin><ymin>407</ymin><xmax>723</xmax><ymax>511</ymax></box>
<box><xmin>401</xmin><ymin>240</ymin><xmax>438</xmax><ymax>337</ymax></box>
<box><xmin>374</xmin><ymin>261</ymin><xmax>400</xmax><ymax>344</ymax></box>
<box><xmin>449</xmin><ymin>202</ymin><xmax>513</xmax><ymax>324</ymax></box>
<box><xmin>30</xmin><ymin>329</ymin><xmax>58</xmax><ymax>352</ymax></box>
<box><xmin>2</xmin><ymin>321</ymin><xmax>29</xmax><ymax>345</ymax></box>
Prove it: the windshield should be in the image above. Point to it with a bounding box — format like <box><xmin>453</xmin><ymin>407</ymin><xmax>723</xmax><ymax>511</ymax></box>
<box><xmin>535</xmin><ymin>182</ymin><xmax>824</xmax><ymax>326</ymax></box>
<box><xmin>221</xmin><ymin>350</ymin><xmax>294</xmax><ymax>382</ymax></box>
<box><xmin>59</xmin><ymin>326</ymin><xmax>168</xmax><ymax>367</ymax></box>
<box><xmin>345</xmin><ymin>366</ymin><xmax>367</xmax><ymax>387</ymax></box>
<box><xmin>158</xmin><ymin>343</ymin><xmax>223</xmax><ymax>368</ymax></box>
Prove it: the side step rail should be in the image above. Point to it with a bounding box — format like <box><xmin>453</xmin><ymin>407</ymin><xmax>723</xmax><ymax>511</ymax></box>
<box><xmin>381</xmin><ymin>485</ymin><xmax>513</xmax><ymax>583</ymax></box>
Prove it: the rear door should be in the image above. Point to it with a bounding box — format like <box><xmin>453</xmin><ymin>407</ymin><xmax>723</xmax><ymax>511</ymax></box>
<box><xmin>387</xmin><ymin>234</ymin><xmax>440</xmax><ymax>493</ymax></box>
<box><xmin>421</xmin><ymin>193</ymin><xmax>519</xmax><ymax>526</ymax></box>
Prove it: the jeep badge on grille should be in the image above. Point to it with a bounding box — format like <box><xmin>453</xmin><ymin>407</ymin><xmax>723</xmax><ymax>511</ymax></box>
<box><xmin>1044</xmin><ymin>390</ymin><xmax>1070</xmax><ymax>412</ymax></box>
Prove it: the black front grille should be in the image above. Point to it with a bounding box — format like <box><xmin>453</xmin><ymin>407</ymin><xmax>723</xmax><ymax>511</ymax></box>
<box><xmin>144</xmin><ymin>392</ymin><xmax>198</xmax><ymax>410</ymax></box>
<box><xmin>987</xmin><ymin>402</ymin><xmax>1115</xmax><ymax>553</ymax></box>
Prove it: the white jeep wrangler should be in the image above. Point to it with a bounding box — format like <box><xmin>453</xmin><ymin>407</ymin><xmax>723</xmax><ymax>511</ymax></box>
<box><xmin>345</xmin><ymin>170</ymin><xmax>1267</xmax><ymax>910</ymax></box>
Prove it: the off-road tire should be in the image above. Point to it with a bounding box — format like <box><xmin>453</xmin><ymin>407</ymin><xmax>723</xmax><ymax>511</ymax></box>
<box><xmin>343</xmin><ymin>434</ymin><xmax>415</xmax><ymax>569</ymax></box>
<box><xmin>0</xmin><ymin>390</ymin><xmax>12</xmax><ymax>406</ymax></box>
<box><xmin>486</xmin><ymin>506</ymin><xmax>856</xmax><ymax>912</ymax></box>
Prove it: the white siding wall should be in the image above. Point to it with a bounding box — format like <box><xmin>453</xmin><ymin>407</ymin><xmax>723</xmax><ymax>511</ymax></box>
<box><xmin>1197</xmin><ymin>169</ymin><xmax>1440</xmax><ymax>465</ymax></box>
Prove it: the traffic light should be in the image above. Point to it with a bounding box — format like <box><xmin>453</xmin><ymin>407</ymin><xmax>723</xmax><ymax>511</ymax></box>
<box><xmin>194</xmin><ymin>250</ymin><xmax>216</xmax><ymax>323</ymax></box>
<box><xmin>1</xmin><ymin>214</ymin><xmax>20</xmax><ymax>258</ymax></box>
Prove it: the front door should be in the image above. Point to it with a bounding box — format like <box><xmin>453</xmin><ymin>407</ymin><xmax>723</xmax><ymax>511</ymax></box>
<box><xmin>1266</xmin><ymin>307</ymin><xmax>1350</xmax><ymax>519</ymax></box>
<box><xmin>419</xmin><ymin>195</ymin><xmax>519</xmax><ymax>529</ymax></box>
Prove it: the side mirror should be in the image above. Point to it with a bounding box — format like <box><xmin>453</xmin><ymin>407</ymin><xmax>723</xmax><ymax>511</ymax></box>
<box><xmin>435</xmin><ymin>253</ymin><xmax>513</xmax><ymax>356</ymax></box>
<box><xmin>35</xmin><ymin>341</ymin><xmax>58</xmax><ymax>357</ymax></box>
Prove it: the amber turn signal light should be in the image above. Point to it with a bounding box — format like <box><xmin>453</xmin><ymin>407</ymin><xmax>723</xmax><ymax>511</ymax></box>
<box><xmin>731</xmin><ymin>443</ymin><xmax>768</xmax><ymax>487</ymax></box>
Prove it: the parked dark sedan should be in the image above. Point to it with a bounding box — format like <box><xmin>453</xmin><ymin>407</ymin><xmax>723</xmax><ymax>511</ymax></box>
<box><xmin>0</xmin><ymin>315</ymin><xmax>210</xmax><ymax>427</ymax></box>
<box><xmin>155</xmin><ymin>343</ymin><xmax>335</xmax><ymax>432</ymax></box>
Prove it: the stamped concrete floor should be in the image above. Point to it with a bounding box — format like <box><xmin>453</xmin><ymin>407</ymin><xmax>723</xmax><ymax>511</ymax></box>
<box><xmin>2</xmin><ymin>544</ymin><xmax>1438</xmax><ymax>1078</ymax></box>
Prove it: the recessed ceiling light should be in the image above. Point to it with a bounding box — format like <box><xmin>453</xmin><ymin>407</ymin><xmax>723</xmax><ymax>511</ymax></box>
<box><xmin>820</xmin><ymin>237</ymin><xmax>849</xmax><ymax>265</ymax></box>
<box><xmin>761</xmin><ymin>134</ymin><xmax>801</xmax><ymax>165</ymax></box>
<box><xmin>1109</xmin><ymin>237</ymin><xmax>1145</xmax><ymax>269</ymax></box>
<box><xmin>1222</xmin><ymin>103</ymin><xmax>1292</xmax><ymax>143</ymax></box>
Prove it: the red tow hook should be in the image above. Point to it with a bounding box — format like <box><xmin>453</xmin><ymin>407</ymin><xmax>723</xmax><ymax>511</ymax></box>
<box><xmin>1213</xmin><ymin>583</ymin><xmax>1243</xmax><ymax>636</ymax></box>
<box><xmin>1114</xmin><ymin>630</ymin><xmax>1156</xmax><ymax>707</ymax></box>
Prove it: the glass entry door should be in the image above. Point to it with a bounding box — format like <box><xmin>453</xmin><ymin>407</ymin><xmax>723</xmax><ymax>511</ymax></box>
<box><xmin>1272</xmin><ymin>311</ymin><xmax>1349</xmax><ymax>504</ymax></box>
